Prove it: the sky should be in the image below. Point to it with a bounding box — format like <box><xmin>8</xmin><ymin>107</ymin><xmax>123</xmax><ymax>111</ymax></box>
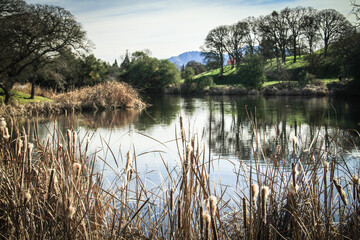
<box><xmin>27</xmin><ymin>0</ymin><xmax>356</xmax><ymax>63</ymax></box>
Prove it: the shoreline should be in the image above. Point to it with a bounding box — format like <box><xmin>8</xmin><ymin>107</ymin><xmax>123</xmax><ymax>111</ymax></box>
<box><xmin>164</xmin><ymin>80</ymin><xmax>360</xmax><ymax>97</ymax></box>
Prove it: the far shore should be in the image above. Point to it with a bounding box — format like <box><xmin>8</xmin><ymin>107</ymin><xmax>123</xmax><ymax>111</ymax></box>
<box><xmin>164</xmin><ymin>80</ymin><xmax>360</xmax><ymax>97</ymax></box>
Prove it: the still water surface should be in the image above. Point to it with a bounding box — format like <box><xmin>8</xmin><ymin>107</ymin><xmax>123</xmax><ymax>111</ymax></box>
<box><xmin>35</xmin><ymin>95</ymin><xmax>360</xmax><ymax>189</ymax></box>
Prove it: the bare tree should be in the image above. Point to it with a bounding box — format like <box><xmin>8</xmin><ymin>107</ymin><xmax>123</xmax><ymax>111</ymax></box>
<box><xmin>318</xmin><ymin>9</ymin><xmax>352</xmax><ymax>57</ymax></box>
<box><xmin>203</xmin><ymin>26</ymin><xmax>229</xmax><ymax>78</ymax></box>
<box><xmin>302</xmin><ymin>8</ymin><xmax>320</xmax><ymax>54</ymax></box>
<box><xmin>282</xmin><ymin>7</ymin><xmax>306</xmax><ymax>63</ymax></box>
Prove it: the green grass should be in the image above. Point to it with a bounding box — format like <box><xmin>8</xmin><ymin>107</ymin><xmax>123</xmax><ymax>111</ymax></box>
<box><xmin>0</xmin><ymin>88</ymin><xmax>52</xmax><ymax>104</ymax></box>
<box><xmin>191</xmin><ymin>54</ymin><xmax>340</xmax><ymax>88</ymax></box>
<box><xmin>264</xmin><ymin>55</ymin><xmax>308</xmax><ymax>71</ymax></box>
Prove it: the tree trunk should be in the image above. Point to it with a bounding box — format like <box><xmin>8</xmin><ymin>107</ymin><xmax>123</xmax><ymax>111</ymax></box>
<box><xmin>3</xmin><ymin>88</ymin><xmax>11</xmax><ymax>104</ymax></box>
<box><xmin>30</xmin><ymin>80</ymin><xmax>35</xmax><ymax>99</ymax></box>
<box><xmin>293</xmin><ymin>38</ymin><xmax>297</xmax><ymax>63</ymax></box>
<box><xmin>220</xmin><ymin>55</ymin><xmax>224</xmax><ymax>79</ymax></box>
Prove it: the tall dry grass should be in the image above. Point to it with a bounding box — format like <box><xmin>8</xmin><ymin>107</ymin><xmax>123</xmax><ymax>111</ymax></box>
<box><xmin>0</xmin><ymin>109</ymin><xmax>359</xmax><ymax>239</ymax></box>
<box><xmin>2</xmin><ymin>82</ymin><xmax>145</xmax><ymax>117</ymax></box>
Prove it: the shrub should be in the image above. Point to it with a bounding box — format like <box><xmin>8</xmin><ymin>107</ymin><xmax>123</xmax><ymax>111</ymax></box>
<box><xmin>237</xmin><ymin>55</ymin><xmax>266</xmax><ymax>89</ymax></box>
<box><xmin>296</xmin><ymin>69</ymin><xmax>315</xmax><ymax>85</ymax></box>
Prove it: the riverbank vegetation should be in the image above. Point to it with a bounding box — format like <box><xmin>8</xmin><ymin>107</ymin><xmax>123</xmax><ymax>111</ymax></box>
<box><xmin>0</xmin><ymin>113</ymin><xmax>359</xmax><ymax>239</ymax></box>
<box><xmin>0</xmin><ymin>82</ymin><xmax>145</xmax><ymax>117</ymax></box>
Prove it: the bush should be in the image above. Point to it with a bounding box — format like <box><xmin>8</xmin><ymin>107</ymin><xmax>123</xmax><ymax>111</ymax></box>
<box><xmin>196</xmin><ymin>76</ymin><xmax>214</xmax><ymax>89</ymax></box>
<box><xmin>237</xmin><ymin>55</ymin><xmax>266</xmax><ymax>89</ymax></box>
<box><xmin>296</xmin><ymin>69</ymin><xmax>315</xmax><ymax>85</ymax></box>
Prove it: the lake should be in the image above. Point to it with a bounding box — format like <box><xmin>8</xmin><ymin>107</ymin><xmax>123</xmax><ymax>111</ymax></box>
<box><xmin>32</xmin><ymin>95</ymin><xmax>360</xmax><ymax>190</ymax></box>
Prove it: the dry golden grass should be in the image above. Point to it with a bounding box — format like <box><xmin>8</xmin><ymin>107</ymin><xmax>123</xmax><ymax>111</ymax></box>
<box><xmin>0</xmin><ymin>110</ymin><xmax>359</xmax><ymax>239</ymax></box>
<box><xmin>1</xmin><ymin>82</ymin><xmax>145</xmax><ymax>117</ymax></box>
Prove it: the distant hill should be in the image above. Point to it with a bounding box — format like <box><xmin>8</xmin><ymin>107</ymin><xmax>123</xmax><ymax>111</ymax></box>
<box><xmin>168</xmin><ymin>51</ymin><xmax>205</xmax><ymax>68</ymax></box>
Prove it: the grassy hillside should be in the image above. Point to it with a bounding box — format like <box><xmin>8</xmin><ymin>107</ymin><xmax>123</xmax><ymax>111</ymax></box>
<box><xmin>192</xmin><ymin>55</ymin><xmax>339</xmax><ymax>88</ymax></box>
<box><xmin>0</xmin><ymin>88</ymin><xmax>52</xmax><ymax>104</ymax></box>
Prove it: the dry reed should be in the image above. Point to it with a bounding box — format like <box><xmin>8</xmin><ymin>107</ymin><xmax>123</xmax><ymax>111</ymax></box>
<box><xmin>0</xmin><ymin>109</ymin><xmax>359</xmax><ymax>239</ymax></box>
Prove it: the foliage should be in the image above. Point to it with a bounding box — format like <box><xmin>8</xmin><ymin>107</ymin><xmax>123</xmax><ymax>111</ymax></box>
<box><xmin>237</xmin><ymin>55</ymin><xmax>266</xmax><ymax>89</ymax></box>
<box><xmin>182</xmin><ymin>61</ymin><xmax>206</xmax><ymax>77</ymax></box>
<box><xmin>296</xmin><ymin>69</ymin><xmax>316</xmax><ymax>85</ymax></box>
<box><xmin>121</xmin><ymin>53</ymin><xmax>180</xmax><ymax>92</ymax></box>
<box><xmin>0</xmin><ymin>0</ymin><xmax>88</xmax><ymax>103</ymax></box>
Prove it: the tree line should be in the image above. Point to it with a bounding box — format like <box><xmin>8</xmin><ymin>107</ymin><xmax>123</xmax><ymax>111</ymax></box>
<box><xmin>0</xmin><ymin>0</ymin><xmax>91</xmax><ymax>103</ymax></box>
<box><xmin>202</xmin><ymin>5</ymin><xmax>359</xmax><ymax>82</ymax></box>
<box><xmin>0</xmin><ymin>0</ymin><xmax>180</xmax><ymax>103</ymax></box>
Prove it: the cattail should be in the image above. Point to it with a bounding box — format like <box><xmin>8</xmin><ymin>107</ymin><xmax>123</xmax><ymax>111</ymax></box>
<box><xmin>24</xmin><ymin>189</ymin><xmax>31</xmax><ymax>205</ymax></box>
<box><xmin>292</xmin><ymin>136</ymin><xmax>298</xmax><ymax>152</ymax></box>
<box><xmin>2</xmin><ymin>127</ymin><xmax>10</xmax><ymax>140</ymax></box>
<box><xmin>169</xmin><ymin>188</ymin><xmax>174</xmax><ymax>211</ymax></box>
<box><xmin>28</xmin><ymin>143</ymin><xmax>33</xmax><ymax>155</ymax></box>
<box><xmin>65</xmin><ymin>200</ymin><xmax>76</xmax><ymax>219</ymax></box>
<box><xmin>73</xmin><ymin>131</ymin><xmax>77</xmax><ymax>146</ymax></box>
<box><xmin>72</xmin><ymin>163</ymin><xmax>82</xmax><ymax>176</ymax></box>
<box><xmin>185</xmin><ymin>145</ymin><xmax>192</xmax><ymax>171</ymax></box>
<box><xmin>333</xmin><ymin>178</ymin><xmax>347</xmax><ymax>206</ymax></box>
<box><xmin>0</xmin><ymin>118</ymin><xmax>10</xmax><ymax>140</ymax></box>
<box><xmin>201</xmin><ymin>169</ymin><xmax>209</xmax><ymax>182</ymax></box>
<box><xmin>180</xmin><ymin>116</ymin><xmax>185</xmax><ymax>142</ymax></box>
<box><xmin>352</xmin><ymin>175</ymin><xmax>360</xmax><ymax>201</ymax></box>
<box><xmin>208</xmin><ymin>196</ymin><xmax>217</xmax><ymax>216</ymax></box>
<box><xmin>0</xmin><ymin>117</ymin><xmax>6</xmax><ymax>129</ymax></box>
<box><xmin>289</xmin><ymin>183</ymin><xmax>299</xmax><ymax>194</ymax></box>
<box><xmin>17</xmin><ymin>138</ymin><xmax>23</xmax><ymax>155</ymax></box>
<box><xmin>202</xmin><ymin>210</ymin><xmax>211</xmax><ymax>240</ymax></box>
<box><xmin>125</xmin><ymin>151</ymin><xmax>133</xmax><ymax>181</ymax></box>
<box><xmin>250</xmin><ymin>183</ymin><xmax>259</xmax><ymax>206</ymax></box>
<box><xmin>323</xmin><ymin>161</ymin><xmax>329</xmax><ymax>173</ymax></box>
<box><xmin>243</xmin><ymin>197</ymin><xmax>247</xmax><ymax>231</ymax></box>
<box><xmin>352</xmin><ymin>175</ymin><xmax>360</xmax><ymax>185</ymax></box>
<box><xmin>291</xmin><ymin>163</ymin><xmax>298</xmax><ymax>194</ymax></box>
<box><xmin>48</xmin><ymin>169</ymin><xmax>58</xmax><ymax>186</ymax></box>
<box><xmin>261</xmin><ymin>186</ymin><xmax>270</xmax><ymax>223</ymax></box>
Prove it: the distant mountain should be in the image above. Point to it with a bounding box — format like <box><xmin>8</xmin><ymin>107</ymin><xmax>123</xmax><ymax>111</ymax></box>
<box><xmin>168</xmin><ymin>51</ymin><xmax>230</xmax><ymax>69</ymax></box>
<box><xmin>168</xmin><ymin>51</ymin><xmax>205</xmax><ymax>68</ymax></box>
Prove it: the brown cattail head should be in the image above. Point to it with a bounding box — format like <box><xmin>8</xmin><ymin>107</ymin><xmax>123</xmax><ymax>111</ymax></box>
<box><xmin>289</xmin><ymin>183</ymin><xmax>299</xmax><ymax>195</ymax></box>
<box><xmin>352</xmin><ymin>175</ymin><xmax>360</xmax><ymax>185</ymax></box>
<box><xmin>333</xmin><ymin>178</ymin><xmax>348</xmax><ymax>206</ymax></box>
<box><xmin>28</xmin><ymin>143</ymin><xmax>34</xmax><ymax>155</ymax></box>
<box><xmin>67</xmin><ymin>129</ymin><xmax>72</xmax><ymax>144</ymax></box>
<box><xmin>24</xmin><ymin>189</ymin><xmax>31</xmax><ymax>205</ymax></box>
<box><xmin>185</xmin><ymin>144</ymin><xmax>192</xmax><ymax>170</ymax></box>
<box><xmin>250</xmin><ymin>183</ymin><xmax>259</xmax><ymax>205</ymax></box>
<box><xmin>201</xmin><ymin>169</ymin><xmax>209</xmax><ymax>182</ymax></box>
<box><xmin>65</xmin><ymin>204</ymin><xmax>76</xmax><ymax>219</ymax></box>
<box><xmin>2</xmin><ymin>127</ymin><xmax>10</xmax><ymax>140</ymax></box>
<box><xmin>205</xmin><ymin>196</ymin><xmax>217</xmax><ymax>216</ymax></box>
<box><xmin>202</xmin><ymin>210</ymin><xmax>211</xmax><ymax>223</ymax></box>
<box><xmin>17</xmin><ymin>138</ymin><xmax>23</xmax><ymax>155</ymax></box>
<box><xmin>261</xmin><ymin>186</ymin><xmax>270</xmax><ymax>202</ymax></box>
<box><xmin>202</xmin><ymin>209</ymin><xmax>211</xmax><ymax>239</ymax></box>
<box><xmin>323</xmin><ymin>161</ymin><xmax>329</xmax><ymax>173</ymax></box>
<box><xmin>126</xmin><ymin>151</ymin><xmax>133</xmax><ymax>170</ymax></box>
<box><xmin>73</xmin><ymin>131</ymin><xmax>77</xmax><ymax>146</ymax></box>
<box><xmin>180</xmin><ymin>116</ymin><xmax>185</xmax><ymax>142</ymax></box>
<box><xmin>261</xmin><ymin>186</ymin><xmax>270</xmax><ymax>223</ymax></box>
<box><xmin>169</xmin><ymin>188</ymin><xmax>174</xmax><ymax>211</ymax></box>
<box><xmin>0</xmin><ymin>117</ymin><xmax>6</xmax><ymax>129</ymax></box>
<box><xmin>72</xmin><ymin>163</ymin><xmax>82</xmax><ymax>176</ymax></box>
<box><xmin>292</xmin><ymin>136</ymin><xmax>298</xmax><ymax>151</ymax></box>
